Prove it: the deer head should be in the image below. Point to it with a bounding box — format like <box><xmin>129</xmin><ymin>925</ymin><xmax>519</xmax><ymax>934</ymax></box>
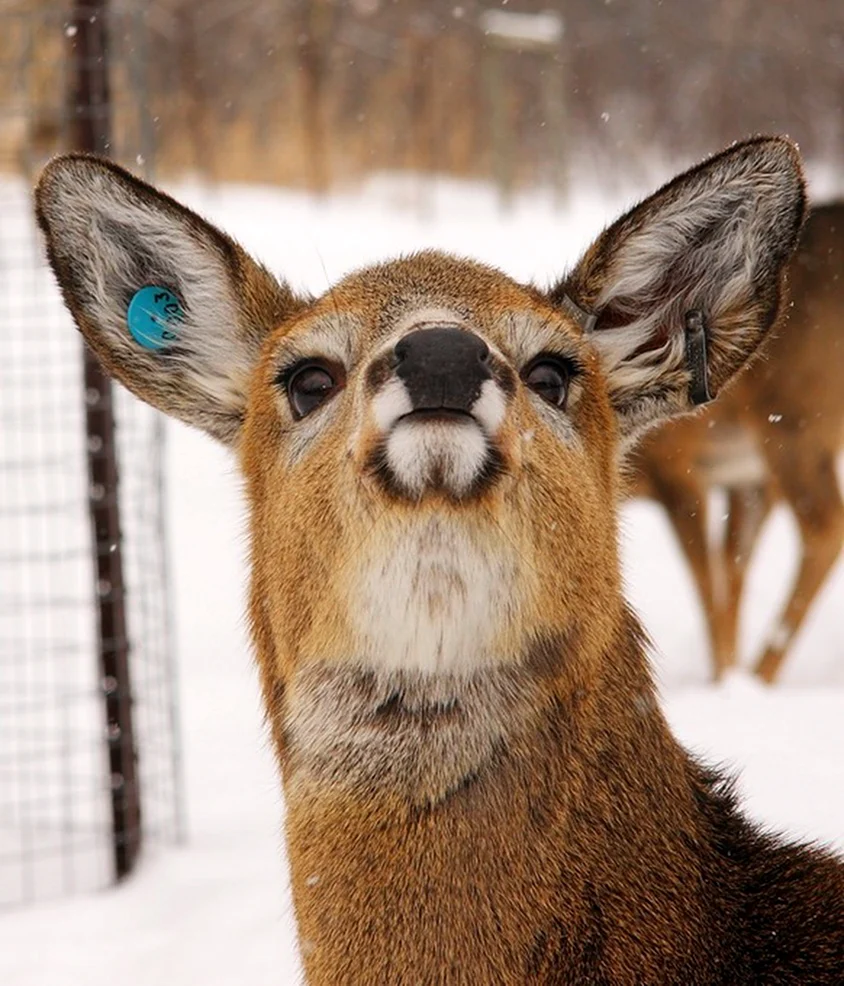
<box><xmin>35</xmin><ymin>137</ymin><xmax>803</xmax><ymax>683</ymax></box>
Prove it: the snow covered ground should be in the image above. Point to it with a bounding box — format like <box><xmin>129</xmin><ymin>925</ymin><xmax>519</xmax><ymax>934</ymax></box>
<box><xmin>2</xmin><ymin>173</ymin><xmax>843</xmax><ymax>985</ymax></box>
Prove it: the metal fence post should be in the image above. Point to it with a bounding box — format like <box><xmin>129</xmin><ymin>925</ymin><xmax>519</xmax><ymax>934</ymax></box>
<box><xmin>67</xmin><ymin>0</ymin><xmax>141</xmax><ymax>880</ymax></box>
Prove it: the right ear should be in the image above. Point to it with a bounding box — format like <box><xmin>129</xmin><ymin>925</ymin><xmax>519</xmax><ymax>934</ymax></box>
<box><xmin>35</xmin><ymin>154</ymin><xmax>304</xmax><ymax>446</ymax></box>
<box><xmin>550</xmin><ymin>137</ymin><xmax>805</xmax><ymax>449</ymax></box>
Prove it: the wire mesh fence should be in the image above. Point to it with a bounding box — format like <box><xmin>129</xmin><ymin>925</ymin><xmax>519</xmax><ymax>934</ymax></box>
<box><xmin>0</xmin><ymin>1</ymin><xmax>182</xmax><ymax>907</ymax></box>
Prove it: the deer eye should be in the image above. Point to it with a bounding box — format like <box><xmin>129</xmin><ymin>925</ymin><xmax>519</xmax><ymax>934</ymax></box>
<box><xmin>523</xmin><ymin>357</ymin><xmax>572</xmax><ymax>408</ymax></box>
<box><xmin>286</xmin><ymin>361</ymin><xmax>341</xmax><ymax>419</ymax></box>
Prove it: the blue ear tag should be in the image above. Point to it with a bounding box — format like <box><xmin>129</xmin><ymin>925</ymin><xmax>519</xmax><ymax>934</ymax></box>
<box><xmin>127</xmin><ymin>286</ymin><xmax>185</xmax><ymax>350</ymax></box>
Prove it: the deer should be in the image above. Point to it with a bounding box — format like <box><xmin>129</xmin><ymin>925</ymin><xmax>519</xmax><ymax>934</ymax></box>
<box><xmin>35</xmin><ymin>138</ymin><xmax>844</xmax><ymax>984</ymax></box>
<box><xmin>628</xmin><ymin>201</ymin><xmax>844</xmax><ymax>684</ymax></box>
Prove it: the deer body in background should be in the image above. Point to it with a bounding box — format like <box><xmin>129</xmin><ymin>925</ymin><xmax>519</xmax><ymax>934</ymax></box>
<box><xmin>630</xmin><ymin>202</ymin><xmax>844</xmax><ymax>683</ymax></box>
<box><xmin>36</xmin><ymin>140</ymin><xmax>843</xmax><ymax>984</ymax></box>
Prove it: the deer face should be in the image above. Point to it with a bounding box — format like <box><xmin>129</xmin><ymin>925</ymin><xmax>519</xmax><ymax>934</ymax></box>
<box><xmin>241</xmin><ymin>252</ymin><xmax>620</xmax><ymax>677</ymax></box>
<box><xmin>35</xmin><ymin>139</ymin><xmax>805</xmax><ymax>685</ymax></box>
<box><xmin>258</xmin><ymin>255</ymin><xmax>609</xmax><ymax>503</ymax></box>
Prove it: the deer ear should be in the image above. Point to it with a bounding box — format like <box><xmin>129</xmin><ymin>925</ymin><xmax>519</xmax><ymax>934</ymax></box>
<box><xmin>552</xmin><ymin>137</ymin><xmax>806</xmax><ymax>449</ymax></box>
<box><xmin>35</xmin><ymin>154</ymin><xmax>303</xmax><ymax>446</ymax></box>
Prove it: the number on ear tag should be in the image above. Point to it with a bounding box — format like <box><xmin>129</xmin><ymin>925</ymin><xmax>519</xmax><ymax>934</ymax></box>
<box><xmin>127</xmin><ymin>286</ymin><xmax>185</xmax><ymax>350</ymax></box>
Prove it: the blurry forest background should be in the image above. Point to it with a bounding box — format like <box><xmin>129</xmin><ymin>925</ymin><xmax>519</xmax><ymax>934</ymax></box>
<box><xmin>1</xmin><ymin>0</ymin><xmax>842</xmax><ymax>195</ymax></box>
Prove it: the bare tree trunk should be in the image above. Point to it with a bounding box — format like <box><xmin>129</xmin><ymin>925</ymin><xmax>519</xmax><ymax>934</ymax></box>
<box><xmin>298</xmin><ymin>0</ymin><xmax>331</xmax><ymax>194</ymax></box>
<box><xmin>176</xmin><ymin>5</ymin><xmax>214</xmax><ymax>179</ymax></box>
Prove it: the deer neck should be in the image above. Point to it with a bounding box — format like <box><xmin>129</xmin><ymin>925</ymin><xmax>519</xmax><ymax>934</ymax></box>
<box><xmin>278</xmin><ymin>614</ymin><xmax>711</xmax><ymax>985</ymax></box>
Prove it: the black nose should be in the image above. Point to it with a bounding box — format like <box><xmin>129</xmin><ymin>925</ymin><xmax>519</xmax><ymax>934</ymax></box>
<box><xmin>394</xmin><ymin>327</ymin><xmax>491</xmax><ymax>414</ymax></box>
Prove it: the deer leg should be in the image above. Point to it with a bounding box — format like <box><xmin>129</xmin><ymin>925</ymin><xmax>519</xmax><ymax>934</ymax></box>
<box><xmin>654</xmin><ymin>480</ymin><xmax>727</xmax><ymax>680</ymax></box>
<box><xmin>754</xmin><ymin>454</ymin><xmax>844</xmax><ymax>683</ymax></box>
<box><xmin>713</xmin><ymin>483</ymin><xmax>774</xmax><ymax>672</ymax></box>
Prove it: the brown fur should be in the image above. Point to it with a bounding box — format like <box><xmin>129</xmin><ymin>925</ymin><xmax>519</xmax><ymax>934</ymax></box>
<box><xmin>629</xmin><ymin>202</ymin><xmax>844</xmax><ymax>682</ymax></box>
<box><xmin>34</xmin><ymin>139</ymin><xmax>843</xmax><ymax>984</ymax></box>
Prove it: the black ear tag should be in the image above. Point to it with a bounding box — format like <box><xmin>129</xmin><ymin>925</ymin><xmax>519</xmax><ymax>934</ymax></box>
<box><xmin>560</xmin><ymin>294</ymin><xmax>598</xmax><ymax>334</ymax></box>
<box><xmin>684</xmin><ymin>309</ymin><xmax>712</xmax><ymax>405</ymax></box>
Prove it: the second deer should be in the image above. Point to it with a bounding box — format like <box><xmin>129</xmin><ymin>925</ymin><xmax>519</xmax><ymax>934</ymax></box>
<box><xmin>630</xmin><ymin>202</ymin><xmax>844</xmax><ymax>683</ymax></box>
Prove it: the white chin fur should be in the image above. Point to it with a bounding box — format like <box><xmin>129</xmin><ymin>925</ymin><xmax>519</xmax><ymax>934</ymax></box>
<box><xmin>385</xmin><ymin>418</ymin><xmax>489</xmax><ymax>498</ymax></box>
<box><xmin>350</xmin><ymin>516</ymin><xmax>520</xmax><ymax>675</ymax></box>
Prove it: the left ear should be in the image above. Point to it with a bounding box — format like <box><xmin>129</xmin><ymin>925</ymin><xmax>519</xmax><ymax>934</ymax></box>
<box><xmin>35</xmin><ymin>154</ymin><xmax>303</xmax><ymax>446</ymax></box>
<box><xmin>551</xmin><ymin>136</ymin><xmax>806</xmax><ymax>446</ymax></box>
